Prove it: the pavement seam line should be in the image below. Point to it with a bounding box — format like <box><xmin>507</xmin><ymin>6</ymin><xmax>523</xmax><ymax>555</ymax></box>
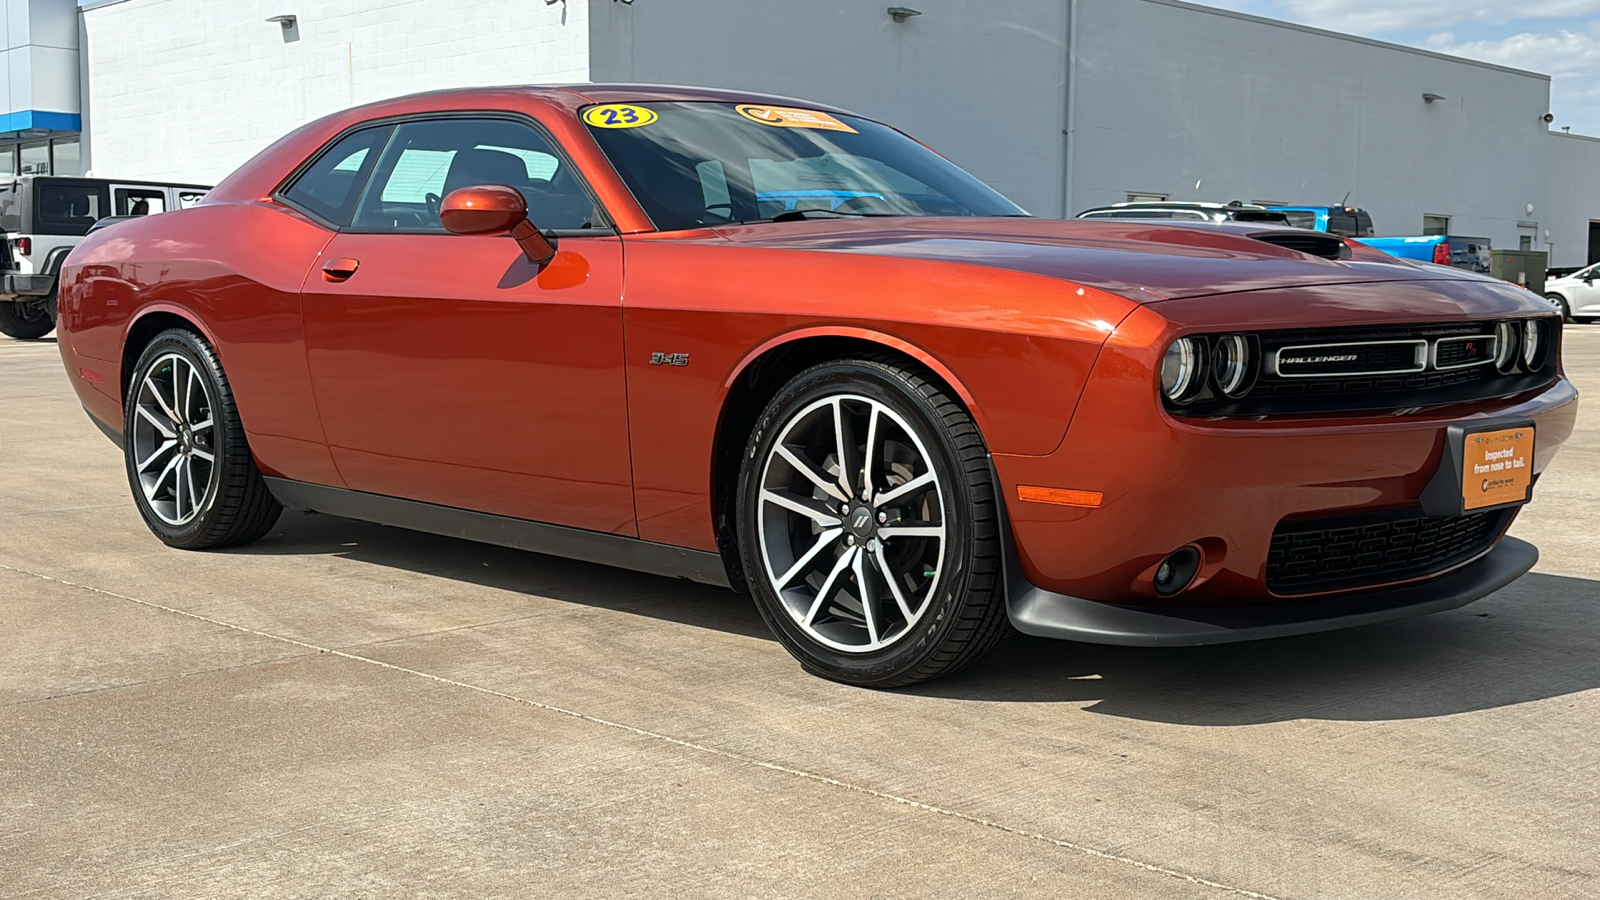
<box><xmin>0</xmin><ymin>562</ymin><xmax>1285</xmax><ymax>900</ymax></box>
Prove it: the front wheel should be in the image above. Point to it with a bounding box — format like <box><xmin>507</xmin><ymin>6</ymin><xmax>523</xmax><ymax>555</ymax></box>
<box><xmin>124</xmin><ymin>328</ymin><xmax>282</xmax><ymax>549</ymax></box>
<box><xmin>737</xmin><ymin>358</ymin><xmax>1008</xmax><ymax>688</ymax></box>
<box><xmin>1546</xmin><ymin>293</ymin><xmax>1573</xmax><ymax>322</ymax></box>
<box><xmin>0</xmin><ymin>297</ymin><xmax>56</xmax><ymax>339</ymax></box>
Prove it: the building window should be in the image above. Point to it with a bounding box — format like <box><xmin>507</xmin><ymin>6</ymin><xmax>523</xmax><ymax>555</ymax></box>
<box><xmin>52</xmin><ymin>137</ymin><xmax>81</xmax><ymax>176</ymax></box>
<box><xmin>1127</xmin><ymin>192</ymin><xmax>1167</xmax><ymax>203</ymax></box>
<box><xmin>1422</xmin><ymin>215</ymin><xmax>1450</xmax><ymax>236</ymax></box>
<box><xmin>0</xmin><ymin>135</ymin><xmax>85</xmax><ymax>177</ymax></box>
<box><xmin>19</xmin><ymin>141</ymin><xmax>49</xmax><ymax>175</ymax></box>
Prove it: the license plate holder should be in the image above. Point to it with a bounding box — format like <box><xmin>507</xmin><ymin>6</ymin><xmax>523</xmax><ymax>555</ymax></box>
<box><xmin>1420</xmin><ymin>419</ymin><xmax>1536</xmax><ymax>518</ymax></box>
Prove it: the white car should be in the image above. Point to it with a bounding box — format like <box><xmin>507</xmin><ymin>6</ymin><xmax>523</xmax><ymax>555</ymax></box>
<box><xmin>1544</xmin><ymin>263</ymin><xmax>1600</xmax><ymax>324</ymax></box>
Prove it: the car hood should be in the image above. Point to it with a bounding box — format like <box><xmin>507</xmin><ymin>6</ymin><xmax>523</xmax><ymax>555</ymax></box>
<box><xmin>711</xmin><ymin>217</ymin><xmax>1491</xmax><ymax>301</ymax></box>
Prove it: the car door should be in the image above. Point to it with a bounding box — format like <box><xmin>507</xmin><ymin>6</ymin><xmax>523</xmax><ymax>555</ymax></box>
<box><xmin>1567</xmin><ymin>263</ymin><xmax>1600</xmax><ymax>315</ymax></box>
<box><xmin>299</xmin><ymin>116</ymin><xmax>635</xmax><ymax>535</ymax></box>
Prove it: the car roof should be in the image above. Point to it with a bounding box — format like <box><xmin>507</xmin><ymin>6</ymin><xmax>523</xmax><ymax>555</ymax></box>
<box><xmin>551</xmin><ymin>83</ymin><xmax>858</xmax><ymax>115</ymax></box>
<box><xmin>354</xmin><ymin>83</ymin><xmax>862</xmax><ymax>119</ymax></box>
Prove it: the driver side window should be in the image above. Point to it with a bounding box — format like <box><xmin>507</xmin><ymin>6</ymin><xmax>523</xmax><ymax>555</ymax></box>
<box><xmin>351</xmin><ymin>117</ymin><xmax>600</xmax><ymax>233</ymax></box>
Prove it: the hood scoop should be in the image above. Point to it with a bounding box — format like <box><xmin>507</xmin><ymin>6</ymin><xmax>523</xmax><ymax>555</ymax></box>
<box><xmin>1247</xmin><ymin>231</ymin><xmax>1352</xmax><ymax>260</ymax></box>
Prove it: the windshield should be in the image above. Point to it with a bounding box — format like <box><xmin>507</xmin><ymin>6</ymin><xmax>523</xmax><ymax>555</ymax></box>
<box><xmin>583</xmin><ymin>102</ymin><xmax>1026</xmax><ymax>231</ymax></box>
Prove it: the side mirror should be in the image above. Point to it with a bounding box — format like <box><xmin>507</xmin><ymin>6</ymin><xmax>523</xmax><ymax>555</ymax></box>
<box><xmin>1585</xmin><ymin>273</ymin><xmax>1594</xmax><ymax>284</ymax></box>
<box><xmin>439</xmin><ymin>184</ymin><xmax>557</xmax><ymax>265</ymax></box>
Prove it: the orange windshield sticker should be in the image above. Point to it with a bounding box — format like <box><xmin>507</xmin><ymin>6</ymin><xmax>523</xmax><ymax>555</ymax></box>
<box><xmin>736</xmin><ymin>105</ymin><xmax>858</xmax><ymax>133</ymax></box>
<box><xmin>583</xmin><ymin>104</ymin><xmax>658</xmax><ymax>129</ymax></box>
<box><xmin>1461</xmin><ymin>426</ymin><xmax>1534</xmax><ymax>511</ymax></box>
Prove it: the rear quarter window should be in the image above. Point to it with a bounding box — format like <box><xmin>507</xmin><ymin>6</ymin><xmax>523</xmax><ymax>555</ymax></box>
<box><xmin>280</xmin><ymin>126</ymin><xmax>392</xmax><ymax>226</ymax></box>
<box><xmin>33</xmin><ymin>181</ymin><xmax>110</xmax><ymax>236</ymax></box>
<box><xmin>1280</xmin><ymin>210</ymin><xmax>1318</xmax><ymax>230</ymax></box>
<box><xmin>0</xmin><ymin>183</ymin><xmax>20</xmax><ymax>232</ymax></box>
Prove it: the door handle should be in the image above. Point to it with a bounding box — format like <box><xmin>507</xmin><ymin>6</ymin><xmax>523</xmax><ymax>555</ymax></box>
<box><xmin>322</xmin><ymin>257</ymin><xmax>360</xmax><ymax>282</ymax></box>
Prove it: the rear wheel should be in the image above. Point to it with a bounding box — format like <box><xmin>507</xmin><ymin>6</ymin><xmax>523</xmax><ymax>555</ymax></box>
<box><xmin>0</xmin><ymin>296</ymin><xmax>56</xmax><ymax>339</ymax></box>
<box><xmin>737</xmin><ymin>358</ymin><xmax>1008</xmax><ymax>688</ymax></box>
<box><xmin>124</xmin><ymin>329</ymin><xmax>281</xmax><ymax>549</ymax></box>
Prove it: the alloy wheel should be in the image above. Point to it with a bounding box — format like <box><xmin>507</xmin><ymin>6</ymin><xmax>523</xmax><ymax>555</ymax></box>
<box><xmin>130</xmin><ymin>352</ymin><xmax>217</xmax><ymax>526</ymax></box>
<box><xmin>756</xmin><ymin>394</ymin><xmax>947</xmax><ymax>653</ymax></box>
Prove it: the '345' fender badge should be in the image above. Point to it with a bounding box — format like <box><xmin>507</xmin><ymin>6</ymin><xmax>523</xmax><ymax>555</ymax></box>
<box><xmin>650</xmin><ymin>352</ymin><xmax>690</xmax><ymax>367</ymax></box>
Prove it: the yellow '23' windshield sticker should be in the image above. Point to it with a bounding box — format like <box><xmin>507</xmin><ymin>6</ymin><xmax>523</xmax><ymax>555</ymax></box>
<box><xmin>583</xmin><ymin>105</ymin><xmax>658</xmax><ymax>129</ymax></box>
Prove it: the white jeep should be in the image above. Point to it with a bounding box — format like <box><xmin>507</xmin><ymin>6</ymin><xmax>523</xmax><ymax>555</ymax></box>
<box><xmin>0</xmin><ymin>175</ymin><xmax>210</xmax><ymax>339</ymax></box>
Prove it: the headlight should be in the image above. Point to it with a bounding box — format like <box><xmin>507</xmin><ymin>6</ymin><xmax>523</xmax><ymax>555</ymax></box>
<box><xmin>1161</xmin><ymin>337</ymin><xmax>1207</xmax><ymax>404</ymax></box>
<box><xmin>1212</xmin><ymin>334</ymin><xmax>1257</xmax><ymax>398</ymax></box>
<box><xmin>1493</xmin><ymin>321</ymin><xmax>1519</xmax><ymax>374</ymax></box>
<box><xmin>1521</xmin><ymin>319</ymin><xmax>1549</xmax><ymax>371</ymax></box>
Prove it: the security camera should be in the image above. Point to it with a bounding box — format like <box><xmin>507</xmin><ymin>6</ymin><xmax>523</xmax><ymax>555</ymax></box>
<box><xmin>1543</xmin><ymin>113</ymin><xmax>1555</xmax><ymax>123</ymax></box>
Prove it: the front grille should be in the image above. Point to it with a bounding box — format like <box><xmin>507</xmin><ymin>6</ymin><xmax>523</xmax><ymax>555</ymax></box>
<box><xmin>1170</xmin><ymin>320</ymin><xmax>1558</xmax><ymax>417</ymax></box>
<box><xmin>1265</xmin><ymin>508</ymin><xmax>1509</xmax><ymax>595</ymax></box>
<box><xmin>1435</xmin><ymin>335</ymin><xmax>1495</xmax><ymax>369</ymax></box>
<box><xmin>1274</xmin><ymin>340</ymin><xmax>1423</xmax><ymax>377</ymax></box>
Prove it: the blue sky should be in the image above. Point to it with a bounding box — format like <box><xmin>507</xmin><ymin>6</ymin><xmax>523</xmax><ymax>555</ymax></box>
<box><xmin>1195</xmin><ymin>1</ymin><xmax>1600</xmax><ymax>135</ymax></box>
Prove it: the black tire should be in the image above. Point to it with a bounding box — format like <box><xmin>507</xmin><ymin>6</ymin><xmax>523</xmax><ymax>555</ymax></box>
<box><xmin>123</xmin><ymin>328</ymin><xmax>281</xmax><ymax>549</ymax></box>
<box><xmin>0</xmin><ymin>296</ymin><xmax>56</xmax><ymax>339</ymax></box>
<box><xmin>1546</xmin><ymin>293</ymin><xmax>1572</xmax><ymax>322</ymax></box>
<box><xmin>736</xmin><ymin>357</ymin><xmax>1009</xmax><ymax>688</ymax></box>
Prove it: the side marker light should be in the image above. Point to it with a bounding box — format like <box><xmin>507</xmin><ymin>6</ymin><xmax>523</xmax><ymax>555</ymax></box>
<box><xmin>1017</xmin><ymin>486</ymin><xmax>1104</xmax><ymax>508</ymax></box>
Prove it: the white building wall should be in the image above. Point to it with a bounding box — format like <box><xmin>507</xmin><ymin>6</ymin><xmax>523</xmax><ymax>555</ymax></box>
<box><xmin>1069</xmin><ymin>0</ymin><xmax>1554</xmax><ymax>253</ymax></box>
<box><xmin>4</xmin><ymin>0</ymin><xmax>79</xmax><ymax>118</ymax></box>
<box><xmin>80</xmin><ymin>0</ymin><xmax>591</xmax><ymax>184</ymax></box>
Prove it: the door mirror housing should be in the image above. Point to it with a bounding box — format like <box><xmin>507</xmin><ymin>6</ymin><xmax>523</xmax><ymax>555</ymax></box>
<box><xmin>439</xmin><ymin>184</ymin><xmax>557</xmax><ymax>265</ymax></box>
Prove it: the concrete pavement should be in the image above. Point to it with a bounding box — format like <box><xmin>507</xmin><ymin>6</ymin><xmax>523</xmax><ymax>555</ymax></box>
<box><xmin>3</xmin><ymin>329</ymin><xmax>1598</xmax><ymax>899</ymax></box>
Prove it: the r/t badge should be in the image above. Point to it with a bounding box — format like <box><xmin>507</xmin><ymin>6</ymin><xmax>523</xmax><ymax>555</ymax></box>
<box><xmin>650</xmin><ymin>352</ymin><xmax>690</xmax><ymax>367</ymax></box>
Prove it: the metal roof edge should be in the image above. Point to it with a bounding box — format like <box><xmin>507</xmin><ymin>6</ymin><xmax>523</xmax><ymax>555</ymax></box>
<box><xmin>1140</xmin><ymin>0</ymin><xmax>1552</xmax><ymax>82</ymax></box>
<box><xmin>1550</xmin><ymin>129</ymin><xmax>1600</xmax><ymax>144</ymax></box>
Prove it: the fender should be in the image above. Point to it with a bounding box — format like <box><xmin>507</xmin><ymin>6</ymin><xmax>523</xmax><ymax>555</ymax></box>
<box><xmin>121</xmin><ymin>301</ymin><xmax>226</xmax><ymax>398</ymax></box>
<box><xmin>719</xmin><ymin>324</ymin><xmax>991</xmax><ymax>437</ymax></box>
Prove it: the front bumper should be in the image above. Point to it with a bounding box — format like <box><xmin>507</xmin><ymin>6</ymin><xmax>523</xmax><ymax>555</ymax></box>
<box><xmin>1006</xmin><ymin>533</ymin><xmax>1537</xmax><ymax>646</ymax></box>
<box><xmin>991</xmin><ymin>298</ymin><xmax>1577</xmax><ymax>614</ymax></box>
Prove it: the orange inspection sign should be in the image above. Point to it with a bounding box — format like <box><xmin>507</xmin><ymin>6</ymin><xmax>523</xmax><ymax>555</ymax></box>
<box><xmin>736</xmin><ymin>105</ymin><xmax>858</xmax><ymax>133</ymax></box>
<box><xmin>1461</xmin><ymin>425</ymin><xmax>1535</xmax><ymax>511</ymax></box>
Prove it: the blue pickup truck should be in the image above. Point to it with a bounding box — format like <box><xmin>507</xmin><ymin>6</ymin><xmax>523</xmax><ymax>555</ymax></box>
<box><xmin>1268</xmin><ymin>205</ymin><xmax>1492</xmax><ymax>274</ymax></box>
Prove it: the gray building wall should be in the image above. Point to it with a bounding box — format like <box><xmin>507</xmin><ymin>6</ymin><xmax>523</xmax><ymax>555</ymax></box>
<box><xmin>1069</xmin><ymin>0</ymin><xmax>1553</xmax><ymax>253</ymax></box>
<box><xmin>587</xmin><ymin>0</ymin><xmax>1068</xmax><ymax>217</ymax></box>
<box><xmin>1542</xmin><ymin>132</ymin><xmax>1600</xmax><ymax>269</ymax></box>
<box><xmin>69</xmin><ymin>0</ymin><xmax>1600</xmax><ymax>265</ymax></box>
<box><xmin>592</xmin><ymin>0</ymin><xmax>1561</xmax><ymax>255</ymax></box>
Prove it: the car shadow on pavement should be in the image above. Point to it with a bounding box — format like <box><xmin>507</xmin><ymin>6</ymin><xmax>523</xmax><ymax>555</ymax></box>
<box><xmin>922</xmin><ymin>571</ymin><xmax>1600</xmax><ymax>724</ymax></box>
<box><xmin>245</xmin><ymin>513</ymin><xmax>1600</xmax><ymax>725</ymax></box>
<box><xmin>240</xmin><ymin>510</ymin><xmax>776</xmax><ymax>641</ymax></box>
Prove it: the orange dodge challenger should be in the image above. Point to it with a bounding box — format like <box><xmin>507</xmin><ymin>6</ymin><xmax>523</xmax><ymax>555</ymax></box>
<box><xmin>56</xmin><ymin>85</ymin><xmax>1576</xmax><ymax>686</ymax></box>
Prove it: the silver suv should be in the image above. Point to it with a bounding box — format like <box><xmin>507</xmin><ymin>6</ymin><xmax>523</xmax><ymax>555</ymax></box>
<box><xmin>0</xmin><ymin>176</ymin><xmax>210</xmax><ymax>339</ymax></box>
<box><xmin>1076</xmin><ymin>200</ymin><xmax>1293</xmax><ymax>226</ymax></box>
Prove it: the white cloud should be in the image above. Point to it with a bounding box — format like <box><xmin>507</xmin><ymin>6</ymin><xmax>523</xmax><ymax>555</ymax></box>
<box><xmin>1263</xmin><ymin>0</ymin><xmax>1600</xmax><ymax>34</ymax></box>
<box><xmin>1198</xmin><ymin>1</ymin><xmax>1600</xmax><ymax>132</ymax></box>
